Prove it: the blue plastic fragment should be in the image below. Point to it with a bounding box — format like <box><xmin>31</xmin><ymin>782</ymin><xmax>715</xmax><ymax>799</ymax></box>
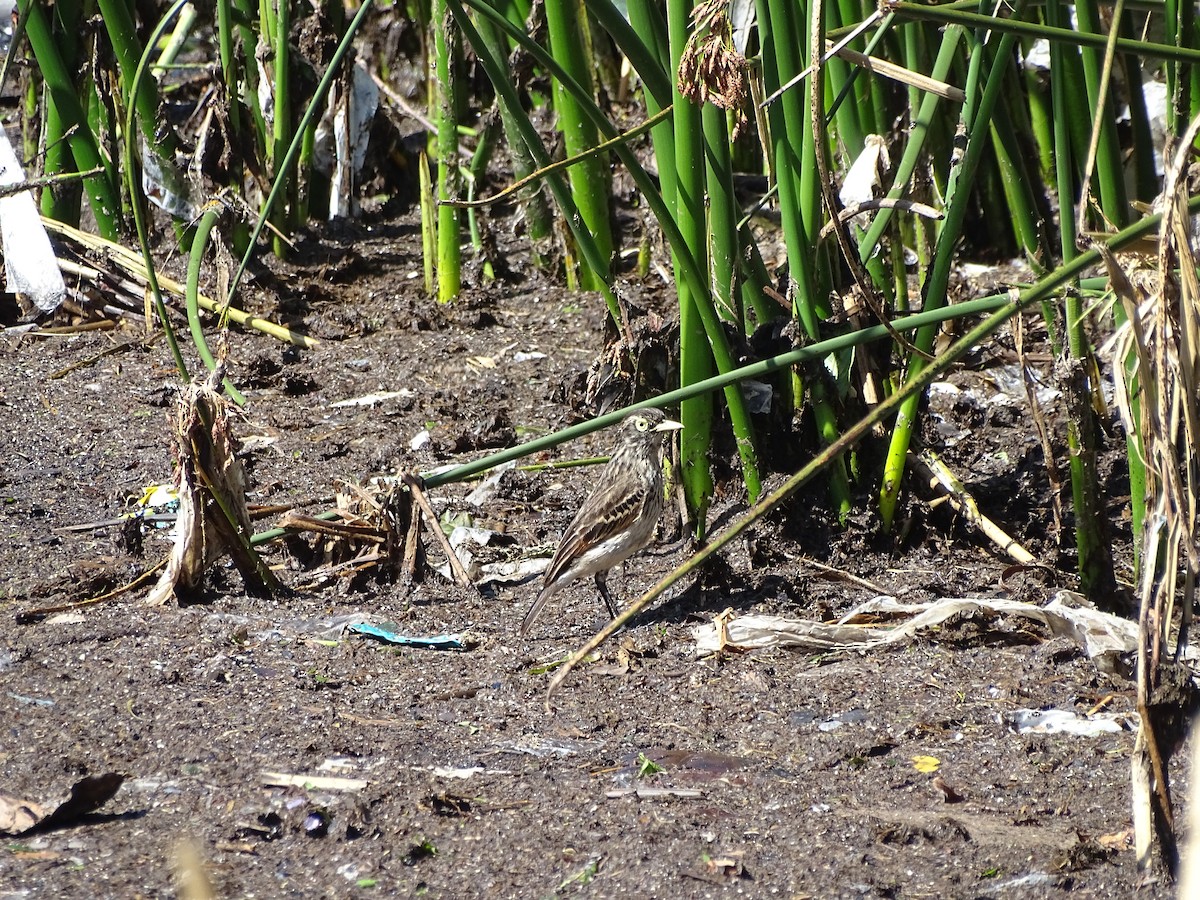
<box><xmin>7</xmin><ymin>691</ymin><xmax>55</xmax><ymax>707</ymax></box>
<box><xmin>349</xmin><ymin>622</ymin><xmax>468</xmax><ymax>650</ymax></box>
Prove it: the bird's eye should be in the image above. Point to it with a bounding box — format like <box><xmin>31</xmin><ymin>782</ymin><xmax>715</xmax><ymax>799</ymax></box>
<box><xmin>635</xmin><ymin>417</ymin><xmax>649</xmax><ymax>431</ymax></box>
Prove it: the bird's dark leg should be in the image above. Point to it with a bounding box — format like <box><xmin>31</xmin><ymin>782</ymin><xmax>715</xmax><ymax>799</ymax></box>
<box><xmin>594</xmin><ymin>571</ymin><xmax>619</xmax><ymax>619</ymax></box>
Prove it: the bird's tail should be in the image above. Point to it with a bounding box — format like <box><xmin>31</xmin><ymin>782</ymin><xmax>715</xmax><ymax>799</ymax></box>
<box><xmin>520</xmin><ymin>582</ymin><xmax>560</xmax><ymax>636</ymax></box>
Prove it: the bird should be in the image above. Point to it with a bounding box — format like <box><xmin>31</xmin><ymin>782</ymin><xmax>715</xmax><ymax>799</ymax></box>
<box><xmin>521</xmin><ymin>409</ymin><xmax>683</xmax><ymax>636</ymax></box>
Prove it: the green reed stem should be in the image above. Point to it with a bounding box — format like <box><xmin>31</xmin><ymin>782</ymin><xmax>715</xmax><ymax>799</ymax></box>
<box><xmin>186</xmin><ymin>204</ymin><xmax>247</xmax><ymax>405</ymax></box>
<box><xmin>879</xmin><ymin>13</ymin><xmax>1022</xmax><ymax>530</ymax></box>
<box><xmin>227</xmin><ymin>1</ymin><xmax>376</xmax><ymax>308</ymax></box>
<box><xmin>215</xmin><ymin>0</ymin><xmax>251</xmax><ymax>253</ymax></box>
<box><xmin>452</xmin><ymin>1</ymin><xmax>620</xmax><ymax>319</ymax></box>
<box><xmin>433</xmin><ymin>0</ymin><xmax>463</xmax><ymax>300</ymax></box>
<box><xmin>16</xmin><ymin>0</ymin><xmax>119</xmax><ymax>237</ymax></box>
<box><xmin>889</xmin><ymin>1</ymin><xmax>1200</xmax><ymax>64</ymax></box>
<box><xmin>545</xmin><ymin>0</ymin><xmax>612</xmax><ymax>290</ymax></box>
<box><xmin>270</xmin><ymin>0</ymin><xmax>294</xmax><ymax>254</ymax></box>
<box><xmin>122</xmin><ymin>0</ymin><xmax>192</xmax><ymax>383</ymax></box>
<box><xmin>1074</xmin><ymin>0</ymin><xmax>1129</xmax><ymax>230</ymax></box>
<box><xmin>460</xmin><ymin>0</ymin><xmax>762</xmax><ymax>509</ymax></box>
<box><xmin>545</xmin><ymin>198</ymin><xmax>1195</xmax><ymax>700</ymax></box>
<box><xmin>668</xmin><ymin>0</ymin><xmax>717</xmax><ymax>522</ymax></box>
<box><xmin>471</xmin><ymin>12</ymin><xmax>552</xmax><ymax>258</ymax></box>
<box><xmin>36</xmin><ymin>0</ymin><xmax>83</xmax><ymax>226</ymax></box>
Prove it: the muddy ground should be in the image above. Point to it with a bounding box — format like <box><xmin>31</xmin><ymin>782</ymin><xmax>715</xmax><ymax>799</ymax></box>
<box><xmin>0</xmin><ymin>208</ymin><xmax>1185</xmax><ymax>898</ymax></box>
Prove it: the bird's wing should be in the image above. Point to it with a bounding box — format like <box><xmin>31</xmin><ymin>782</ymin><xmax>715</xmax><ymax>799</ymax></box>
<box><xmin>542</xmin><ymin>481</ymin><xmax>648</xmax><ymax>587</ymax></box>
<box><xmin>522</xmin><ymin>485</ymin><xmax>648</xmax><ymax>635</ymax></box>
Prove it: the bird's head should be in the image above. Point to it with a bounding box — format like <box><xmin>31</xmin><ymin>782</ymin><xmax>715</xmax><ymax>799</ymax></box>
<box><xmin>623</xmin><ymin>409</ymin><xmax>684</xmax><ymax>439</ymax></box>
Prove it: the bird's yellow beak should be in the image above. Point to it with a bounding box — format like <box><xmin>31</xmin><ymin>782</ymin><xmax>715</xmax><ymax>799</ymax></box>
<box><xmin>653</xmin><ymin>419</ymin><xmax>684</xmax><ymax>432</ymax></box>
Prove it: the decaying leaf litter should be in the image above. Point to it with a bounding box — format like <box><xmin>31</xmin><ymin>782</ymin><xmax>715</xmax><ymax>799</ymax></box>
<box><xmin>2</xmin><ymin>210</ymin><xmax>1189</xmax><ymax>897</ymax></box>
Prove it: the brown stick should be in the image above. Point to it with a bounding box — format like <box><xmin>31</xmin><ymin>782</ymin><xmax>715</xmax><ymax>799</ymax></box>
<box><xmin>402</xmin><ymin>473</ymin><xmax>474</xmax><ymax>589</ymax></box>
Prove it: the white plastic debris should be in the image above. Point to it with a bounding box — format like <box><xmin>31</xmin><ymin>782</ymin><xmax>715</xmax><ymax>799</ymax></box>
<box><xmin>493</xmin><ymin>736</ymin><xmax>599</xmax><ymax>757</ymax></box>
<box><xmin>0</xmin><ymin>2</ymin><xmax>12</xmax><ymax>56</ymax></box>
<box><xmin>1022</xmin><ymin>40</ymin><xmax>1051</xmax><ymax>72</ymax></box>
<box><xmin>992</xmin><ymin>873</ymin><xmax>1061</xmax><ymax>892</ymax></box>
<box><xmin>981</xmin><ymin>363</ymin><xmax>1061</xmax><ymax>406</ymax></box>
<box><xmin>1134</xmin><ymin>77</ymin><xmax>1169</xmax><ymax>176</ymax></box>
<box><xmin>839</xmin><ymin>134</ymin><xmax>890</xmax><ymax>208</ymax></box>
<box><xmin>0</xmin><ymin>128</ymin><xmax>65</xmax><ymax>313</ymax></box>
<box><xmin>431</xmin><ymin>766</ymin><xmax>488</xmax><ymax>778</ymax></box>
<box><xmin>729</xmin><ymin>0</ymin><xmax>755</xmax><ymax>54</ymax></box>
<box><xmin>434</xmin><ymin>525</ymin><xmax>498</xmax><ymax>582</ymax></box>
<box><xmin>140</xmin><ymin>136</ymin><xmax>198</xmax><ymax>221</ymax></box>
<box><xmin>464</xmin><ymin>462</ymin><xmax>514</xmax><ymax>507</ymax></box>
<box><xmin>1021</xmin><ymin>7</ymin><xmax>1075</xmax><ymax>73</ymax></box>
<box><xmin>1009</xmin><ymin>708</ymin><xmax>1132</xmax><ymax>736</ymax></box>
<box><xmin>740</xmin><ymin>379</ymin><xmax>773</xmax><ymax>415</ymax></box>
<box><xmin>44</xmin><ymin>612</ymin><xmax>87</xmax><ymax>625</ymax></box>
<box><xmin>693</xmin><ymin>592</ymin><xmax>1139</xmax><ymax>674</ymax></box>
<box><xmin>512</xmin><ymin>351</ymin><xmax>547</xmax><ymax>363</ymax></box>
<box><xmin>330</xmin><ymin>389</ymin><xmax>413</xmax><ymax>408</ymax></box>
<box><xmin>474</xmin><ymin>556</ymin><xmax>549</xmax><ymax>588</ymax></box>
<box><xmin>327</xmin><ymin>62</ymin><xmax>379</xmax><ymax>219</ymax></box>
<box><xmin>929</xmin><ymin>362</ymin><xmax>1060</xmax><ymax>412</ymax></box>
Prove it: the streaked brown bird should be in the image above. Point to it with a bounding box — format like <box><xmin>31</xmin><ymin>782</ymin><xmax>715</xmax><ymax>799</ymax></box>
<box><xmin>521</xmin><ymin>409</ymin><xmax>683</xmax><ymax>636</ymax></box>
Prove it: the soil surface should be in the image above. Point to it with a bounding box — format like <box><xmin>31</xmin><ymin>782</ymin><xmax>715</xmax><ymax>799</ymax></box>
<box><xmin>0</xmin><ymin>209</ymin><xmax>1182</xmax><ymax>898</ymax></box>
